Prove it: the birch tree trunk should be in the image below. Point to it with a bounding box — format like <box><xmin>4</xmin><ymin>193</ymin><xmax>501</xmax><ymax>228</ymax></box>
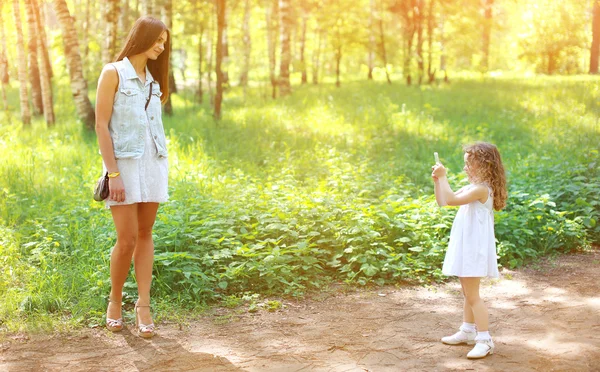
<box><xmin>368</xmin><ymin>0</ymin><xmax>375</xmax><ymax>80</ymax></box>
<box><xmin>214</xmin><ymin>0</ymin><xmax>225</xmax><ymax>120</ymax></box>
<box><xmin>239</xmin><ymin>0</ymin><xmax>251</xmax><ymax>87</ymax></box>
<box><xmin>299</xmin><ymin>9</ymin><xmax>307</xmax><ymax>84</ymax></box>
<box><xmin>482</xmin><ymin>0</ymin><xmax>493</xmax><ymax>72</ymax></box>
<box><xmin>207</xmin><ymin>12</ymin><xmax>214</xmax><ymax>105</ymax></box>
<box><xmin>33</xmin><ymin>0</ymin><xmax>53</xmax><ymax>79</ymax></box>
<box><xmin>426</xmin><ymin>0</ymin><xmax>435</xmax><ymax>83</ymax></box>
<box><xmin>266</xmin><ymin>0</ymin><xmax>278</xmax><ymax>98</ymax></box>
<box><xmin>25</xmin><ymin>0</ymin><xmax>42</xmax><ymax>115</ymax></box>
<box><xmin>278</xmin><ymin>0</ymin><xmax>291</xmax><ymax>95</ymax></box>
<box><xmin>590</xmin><ymin>0</ymin><xmax>600</xmax><ymax>74</ymax></box>
<box><xmin>0</xmin><ymin>1</ymin><xmax>9</xmax><ymax>112</ymax></box>
<box><xmin>141</xmin><ymin>0</ymin><xmax>153</xmax><ymax>15</ymax></box>
<box><xmin>32</xmin><ymin>0</ymin><xmax>54</xmax><ymax>125</ymax></box>
<box><xmin>12</xmin><ymin>0</ymin><xmax>31</xmax><ymax>125</ymax></box>
<box><xmin>162</xmin><ymin>0</ymin><xmax>175</xmax><ymax>116</ymax></box>
<box><xmin>103</xmin><ymin>0</ymin><xmax>119</xmax><ymax>63</ymax></box>
<box><xmin>53</xmin><ymin>0</ymin><xmax>95</xmax><ymax>129</ymax></box>
<box><xmin>378</xmin><ymin>0</ymin><xmax>391</xmax><ymax>84</ymax></box>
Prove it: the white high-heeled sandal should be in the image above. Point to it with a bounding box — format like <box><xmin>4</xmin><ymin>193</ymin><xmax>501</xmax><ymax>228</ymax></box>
<box><xmin>106</xmin><ymin>300</ymin><xmax>123</xmax><ymax>332</ymax></box>
<box><xmin>135</xmin><ymin>302</ymin><xmax>155</xmax><ymax>338</ymax></box>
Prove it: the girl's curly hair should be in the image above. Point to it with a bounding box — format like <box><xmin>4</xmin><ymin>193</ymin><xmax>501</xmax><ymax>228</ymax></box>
<box><xmin>464</xmin><ymin>142</ymin><xmax>507</xmax><ymax>211</ymax></box>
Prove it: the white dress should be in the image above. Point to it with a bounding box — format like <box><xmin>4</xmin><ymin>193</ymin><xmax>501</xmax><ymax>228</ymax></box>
<box><xmin>104</xmin><ymin>124</ymin><xmax>169</xmax><ymax>208</ymax></box>
<box><xmin>442</xmin><ymin>184</ymin><xmax>499</xmax><ymax>278</ymax></box>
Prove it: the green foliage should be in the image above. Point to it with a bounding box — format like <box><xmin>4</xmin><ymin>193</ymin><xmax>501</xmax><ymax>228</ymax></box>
<box><xmin>0</xmin><ymin>76</ymin><xmax>598</xmax><ymax>331</ymax></box>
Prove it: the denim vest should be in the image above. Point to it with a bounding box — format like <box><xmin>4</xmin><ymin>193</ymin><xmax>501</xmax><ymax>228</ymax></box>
<box><xmin>108</xmin><ymin>57</ymin><xmax>168</xmax><ymax>159</ymax></box>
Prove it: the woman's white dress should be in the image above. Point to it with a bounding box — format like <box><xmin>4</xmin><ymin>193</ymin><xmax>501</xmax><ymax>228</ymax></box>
<box><xmin>442</xmin><ymin>184</ymin><xmax>499</xmax><ymax>278</ymax></box>
<box><xmin>104</xmin><ymin>125</ymin><xmax>169</xmax><ymax>208</ymax></box>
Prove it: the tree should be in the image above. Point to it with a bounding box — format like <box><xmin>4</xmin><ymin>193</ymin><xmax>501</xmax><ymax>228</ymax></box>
<box><xmin>52</xmin><ymin>0</ymin><xmax>95</xmax><ymax>128</ymax></box>
<box><xmin>103</xmin><ymin>0</ymin><xmax>120</xmax><ymax>63</ymax></box>
<box><xmin>141</xmin><ymin>0</ymin><xmax>154</xmax><ymax>15</ymax></box>
<box><xmin>24</xmin><ymin>0</ymin><xmax>42</xmax><ymax>115</ymax></box>
<box><xmin>239</xmin><ymin>0</ymin><xmax>251</xmax><ymax>87</ymax></box>
<box><xmin>161</xmin><ymin>0</ymin><xmax>176</xmax><ymax>116</ymax></box>
<box><xmin>214</xmin><ymin>0</ymin><xmax>225</xmax><ymax>120</ymax></box>
<box><xmin>519</xmin><ymin>0</ymin><xmax>588</xmax><ymax>74</ymax></box>
<box><xmin>591</xmin><ymin>0</ymin><xmax>600</xmax><ymax>74</ymax></box>
<box><xmin>391</xmin><ymin>0</ymin><xmax>417</xmax><ymax>85</ymax></box>
<box><xmin>481</xmin><ymin>0</ymin><xmax>494</xmax><ymax>72</ymax></box>
<box><xmin>0</xmin><ymin>0</ymin><xmax>9</xmax><ymax>112</ymax></box>
<box><xmin>12</xmin><ymin>0</ymin><xmax>31</xmax><ymax>125</ymax></box>
<box><xmin>278</xmin><ymin>0</ymin><xmax>292</xmax><ymax>95</ymax></box>
<box><xmin>32</xmin><ymin>0</ymin><xmax>54</xmax><ymax>125</ymax></box>
<box><xmin>265</xmin><ymin>0</ymin><xmax>278</xmax><ymax>98</ymax></box>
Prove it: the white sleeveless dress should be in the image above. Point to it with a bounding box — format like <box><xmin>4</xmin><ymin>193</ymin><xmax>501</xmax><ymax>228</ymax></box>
<box><xmin>442</xmin><ymin>184</ymin><xmax>499</xmax><ymax>278</ymax></box>
<box><xmin>103</xmin><ymin>60</ymin><xmax>169</xmax><ymax>209</ymax></box>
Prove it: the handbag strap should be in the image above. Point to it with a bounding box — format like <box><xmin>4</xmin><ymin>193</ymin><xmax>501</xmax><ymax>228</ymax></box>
<box><xmin>145</xmin><ymin>82</ymin><xmax>153</xmax><ymax>111</ymax></box>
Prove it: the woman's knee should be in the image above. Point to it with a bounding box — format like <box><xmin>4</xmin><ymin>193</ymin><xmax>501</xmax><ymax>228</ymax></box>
<box><xmin>138</xmin><ymin>226</ymin><xmax>154</xmax><ymax>241</ymax></box>
<box><xmin>115</xmin><ymin>235</ymin><xmax>137</xmax><ymax>255</ymax></box>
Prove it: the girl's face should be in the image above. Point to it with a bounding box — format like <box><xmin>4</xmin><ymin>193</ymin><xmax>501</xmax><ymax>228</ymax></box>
<box><xmin>463</xmin><ymin>152</ymin><xmax>478</xmax><ymax>180</ymax></box>
<box><xmin>144</xmin><ymin>31</ymin><xmax>168</xmax><ymax>60</ymax></box>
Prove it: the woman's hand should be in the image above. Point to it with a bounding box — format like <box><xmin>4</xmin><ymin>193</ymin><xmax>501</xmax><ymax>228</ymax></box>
<box><xmin>109</xmin><ymin>176</ymin><xmax>126</xmax><ymax>202</ymax></box>
<box><xmin>431</xmin><ymin>164</ymin><xmax>447</xmax><ymax>179</ymax></box>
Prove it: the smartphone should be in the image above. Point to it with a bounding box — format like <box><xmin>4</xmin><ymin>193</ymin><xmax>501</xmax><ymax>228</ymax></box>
<box><xmin>434</xmin><ymin>152</ymin><xmax>440</xmax><ymax>164</ymax></box>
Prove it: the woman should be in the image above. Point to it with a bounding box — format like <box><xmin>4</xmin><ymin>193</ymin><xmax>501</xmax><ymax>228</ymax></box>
<box><xmin>95</xmin><ymin>16</ymin><xmax>170</xmax><ymax>338</ymax></box>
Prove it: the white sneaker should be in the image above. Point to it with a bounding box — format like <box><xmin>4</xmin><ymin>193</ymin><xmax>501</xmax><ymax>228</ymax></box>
<box><xmin>467</xmin><ymin>338</ymin><xmax>495</xmax><ymax>359</ymax></box>
<box><xmin>441</xmin><ymin>327</ymin><xmax>476</xmax><ymax>345</ymax></box>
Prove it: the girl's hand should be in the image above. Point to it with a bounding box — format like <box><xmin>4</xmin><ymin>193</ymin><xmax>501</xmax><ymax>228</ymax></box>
<box><xmin>109</xmin><ymin>176</ymin><xmax>126</xmax><ymax>202</ymax></box>
<box><xmin>432</xmin><ymin>164</ymin><xmax>447</xmax><ymax>178</ymax></box>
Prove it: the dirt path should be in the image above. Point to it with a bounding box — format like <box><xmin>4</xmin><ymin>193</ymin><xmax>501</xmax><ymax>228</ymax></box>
<box><xmin>2</xmin><ymin>248</ymin><xmax>600</xmax><ymax>372</ymax></box>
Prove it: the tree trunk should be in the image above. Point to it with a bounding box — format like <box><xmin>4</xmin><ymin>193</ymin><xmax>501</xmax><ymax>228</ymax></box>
<box><xmin>312</xmin><ymin>28</ymin><xmax>323</xmax><ymax>85</ymax></box>
<box><xmin>482</xmin><ymin>0</ymin><xmax>493</xmax><ymax>72</ymax></box>
<box><xmin>197</xmin><ymin>18</ymin><xmax>204</xmax><ymax>103</ymax></box>
<box><xmin>214</xmin><ymin>0</ymin><xmax>225</xmax><ymax>120</ymax></box>
<box><xmin>12</xmin><ymin>0</ymin><xmax>31</xmax><ymax>126</ymax></box>
<box><xmin>32</xmin><ymin>0</ymin><xmax>54</xmax><ymax>125</ymax></box>
<box><xmin>439</xmin><ymin>13</ymin><xmax>447</xmax><ymax>82</ymax></box>
<box><xmin>590</xmin><ymin>0</ymin><xmax>600</xmax><ymax>74</ymax></box>
<box><xmin>278</xmin><ymin>0</ymin><xmax>291</xmax><ymax>96</ymax></box>
<box><xmin>35</xmin><ymin>1</ymin><xmax>53</xmax><ymax>79</ymax></box>
<box><xmin>416</xmin><ymin>0</ymin><xmax>424</xmax><ymax>85</ymax></box>
<box><xmin>104</xmin><ymin>0</ymin><xmax>120</xmax><ymax>63</ymax></box>
<box><xmin>426</xmin><ymin>0</ymin><xmax>435</xmax><ymax>83</ymax></box>
<box><xmin>222</xmin><ymin>4</ymin><xmax>229</xmax><ymax>85</ymax></box>
<box><xmin>368</xmin><ymin>0</ymin><xmax>375</xmax><ymax>80</ymax></box>
<box><xmin>52</xmin><ymin>0</ymin><xmax>95</xmax><ymax>129</ymax></box>
<box><xmin>0</xmin><ymin>1</ymin><xmax>10</xmax><ymax>112</ymax></box>
<box><xmin>378</xmin><ymin>0</ymin><xmax>391</xmax><ymax>84</ymax></box>
<box><xmin>162</xmin><ymin>0</ymin><xmax>175</xmax><ymax>116</ymax></box>
<box><xmin>82</xmin><ymin>0</ymin><xmax>91</xmax><ymax>68</ymax></box>
<box><xmin>239</xmin><ymin>0</ymin><xmax>251</xmax><ymax>87</ymax></box>
<box><xmin>404</xmin><ymin>26</ymin><xmax>415</xmax><ymax>86</ymax></box>
<box><xmin>547</xmin><ymin>51</ymin><xmax>557</xmax><ymax>75</ymax></box>
<box><xmin>25</xmin><ymin>0</ymin><xmax>42</xmax><ymax>115</ymax></box>
<box><xmin>300</xmin><ymin>10</ymin><xmax>307</xmax><ymax>84</ymax></box>
<box><xmin>335</xmin><ymin>44</ymin><xmax>341</xmax><ymax>87</ymax></box>
<box><xmin>207</xmin><ymin>14</ymin><xmax>214</xmax><ymax>106</ymax></box>
<box><xmin>266</xmin><ymin>0</ymin><xmax>278</xmax><ymax>98</ymax></box>
<box><xmin>141</xmin><ymin>0</ymin><xmax>153</xmax><ymax>15</ymax></box>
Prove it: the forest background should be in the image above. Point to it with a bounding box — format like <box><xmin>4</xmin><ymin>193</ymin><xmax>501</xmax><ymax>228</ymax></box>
<box><xmin>0</xmin><ymin>0</ymin><xmax>599</xmax><ymax>331</ymax></box>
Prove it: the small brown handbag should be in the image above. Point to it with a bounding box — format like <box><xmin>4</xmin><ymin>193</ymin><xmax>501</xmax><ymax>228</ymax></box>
<box><xmin>93</xmin><ymin>172</ymin><xmax>110</xmax><ymax>201</ymax></box>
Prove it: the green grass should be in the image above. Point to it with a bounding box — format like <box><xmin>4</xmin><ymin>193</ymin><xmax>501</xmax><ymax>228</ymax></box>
<box><xmin>0</xmin><ymin>76</ymin><xmax>598</xmax><ymax>332</ymax></box>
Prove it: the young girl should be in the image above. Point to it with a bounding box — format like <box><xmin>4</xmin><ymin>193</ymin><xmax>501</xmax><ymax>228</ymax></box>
<box><xmin>431</xmin><ymin>142</ymin><xmax>507</xmax><ymax>359</ymax></box>
<box><xmin>95</xmin><ymin>16</ymin><xmax>171</xmax><ymax>338</ymax></box>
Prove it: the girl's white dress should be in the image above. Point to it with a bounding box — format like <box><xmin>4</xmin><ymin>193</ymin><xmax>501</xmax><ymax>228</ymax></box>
<box><xmin>442</xmin><ymin>184</ymin><xmax>499</xmax><ymax>278</ymax></box>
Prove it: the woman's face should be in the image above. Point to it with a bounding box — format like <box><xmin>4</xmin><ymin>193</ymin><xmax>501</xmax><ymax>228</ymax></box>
<box><xmin>144</xmin><ymin>30</ymin><xmax>168</xmax><ymax>60</ymax></box>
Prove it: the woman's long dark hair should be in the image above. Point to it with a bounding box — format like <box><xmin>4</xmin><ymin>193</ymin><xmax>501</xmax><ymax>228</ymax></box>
<box><xmin>115</xmin><ymin>17</ymin><xmax>170</xmax><ymax>103</ymax></box>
